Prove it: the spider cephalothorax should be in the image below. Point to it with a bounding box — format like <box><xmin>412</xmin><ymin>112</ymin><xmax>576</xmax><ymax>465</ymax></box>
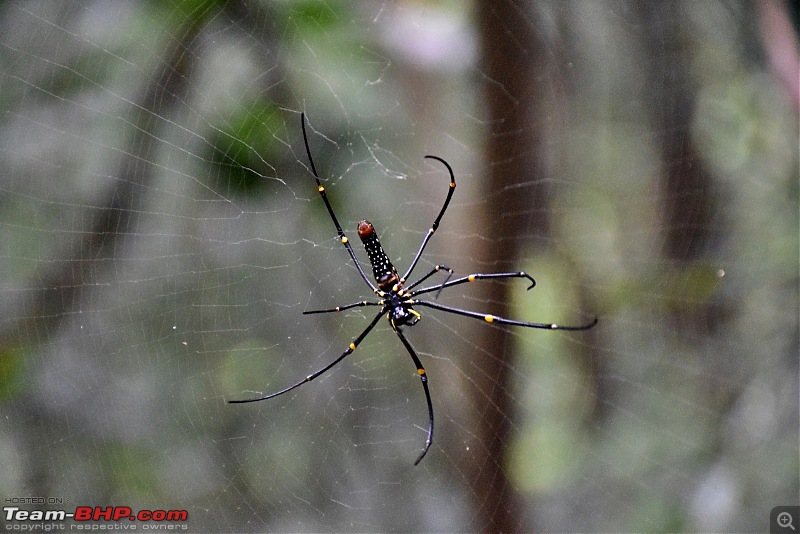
<box><xmin>230</xmin><ymin>113</ymin><xmax>597</xmax><ymax>465</ymax></box>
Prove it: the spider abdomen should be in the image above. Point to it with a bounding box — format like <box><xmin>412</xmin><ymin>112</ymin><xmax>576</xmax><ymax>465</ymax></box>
<box><xmin>357</xmin><ymin>220</ymin><xmax>399</xmax><ymax>291</ymax></box>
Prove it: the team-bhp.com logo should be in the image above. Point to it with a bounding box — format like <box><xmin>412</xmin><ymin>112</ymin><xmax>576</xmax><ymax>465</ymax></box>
<box><xmin>4</xmin><ymin>506</ymin><xmax>188</xmax><ymax>529</ymax></box>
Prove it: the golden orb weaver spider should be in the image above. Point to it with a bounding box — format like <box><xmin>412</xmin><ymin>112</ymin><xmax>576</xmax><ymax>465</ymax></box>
<box><xmin>230</xmin><ymin>113</ymin><xmax>597</xmax><ymax>465</ymax></box>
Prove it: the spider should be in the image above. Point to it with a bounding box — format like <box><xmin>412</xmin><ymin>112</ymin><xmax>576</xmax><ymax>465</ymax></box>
<box><xmin>230</xmin><ymin>113</ymin><xmax>597</xmax><ymax>465</ymax></box>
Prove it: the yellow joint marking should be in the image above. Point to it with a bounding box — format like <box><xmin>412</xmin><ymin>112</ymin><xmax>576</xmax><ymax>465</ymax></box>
<box><xmin>349</xmin><ymin>342</ymin><xmax>357</xmax><ymax>350</ymax></box>
<box><xmin>341</xmin><ymin>236</ymin><xmax>348</xmax><ymax>244</ymax></box>
<box><xmin>428</xmin><ymin>227</ymin><xmax>435</xmax><ymax>234</ymax></box>
<box><xmin>449</xmin><ymin>182</ymin><xmax>456</xmax><ymax>188</ymax></box>
<box><xmin>468</xmin><ymin>274</ymin><xmax>476</xmax><ymax>282</ymax></box>
<box><xmin>484</xmin><ymin>315</ymin><xmax>495</xmax><ymax>323</ymax></box>
<box><xmin>410</xmin><ymin>309</ymin><xmax>421</xmax><ymax>319</ymax></box>
<box><xmin>392</xmin><ymin>283</ymin><xmax>400</xmax><ymax>292</ymax></box>
<box><xmin>318</xmin><ymin>185</ymin><xmax>325</xmax><ymax>192</ymax></box>
<box><xmin>335</xmin><ymin>307</ymin><xmax>341</xmax><ymax>312</ymax></box>
<box><xmin>417</xmin><ymin>369</ymin><xmax>426</xmax><ymax>376</ymax></box>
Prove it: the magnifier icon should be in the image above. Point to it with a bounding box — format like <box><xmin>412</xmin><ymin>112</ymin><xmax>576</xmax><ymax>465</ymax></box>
<box><xmin>778</xmin><ymin>511</ymin><xmax>796</xmax><ymax>531</ymax></box>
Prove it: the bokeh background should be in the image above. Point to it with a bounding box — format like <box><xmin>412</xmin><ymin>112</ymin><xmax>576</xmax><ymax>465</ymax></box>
<box><xmin>0</xmin><ymin>1</ymin><xmax>797</xmax><ymax>532</ymax></box>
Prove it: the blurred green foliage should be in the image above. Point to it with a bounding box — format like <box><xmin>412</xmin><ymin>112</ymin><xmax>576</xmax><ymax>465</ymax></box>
<box><xmin>0</xmin><ymin>1</ymin><xmax>795</xmax><ymax>532</ymax></box>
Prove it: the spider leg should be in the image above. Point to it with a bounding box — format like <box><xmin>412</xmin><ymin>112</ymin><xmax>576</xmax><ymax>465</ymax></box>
<box><xmin>410</xmin><ymin>271</ymin><xmax>536</xmax><ymax>298</ymax></box>
<box><xmin>400</xmin><ymin>264</ymin><xmax>454</xmax><ymax>297</ymax></box>
<box><xmin>399</xmin><ymin>156</ymin><xmax>456</xmax><ymax>285</ymax></box>
<box><xmin>301</xmin><ymin>113</ymin><xmax>380</xmax><ymax>294</ymax></box>
<box><xmin>303</xmin><ymin>300</ymin><xmax>384</xmax><ymax>315</ymax></box>
<box><xmin>410</xmin><ymin>299</ymin><xmax>598</xmax><ymax>331</ymax></box>
<box><xmin>393</xmin><ymin>327</ymin><xmax>434</xmax><ymax>466</ymax></box>
<box><xmin>229</xmin><ymin>309</ymin><xmax>386</xmax><ymax>404</ymax></box>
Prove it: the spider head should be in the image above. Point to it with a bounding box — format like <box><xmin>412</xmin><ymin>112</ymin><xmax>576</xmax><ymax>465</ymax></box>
<box><xmin>388</xmin><ymin>299</ymin><xmax>420</xmax><ymax>328</ymax></box>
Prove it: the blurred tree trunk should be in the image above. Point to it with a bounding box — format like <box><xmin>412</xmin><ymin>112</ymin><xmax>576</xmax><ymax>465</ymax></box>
<box><xmin>473</xmin><ymin>1</ymin><xmax>551</xmax><ymax>531</ymax></box>
<box><xmin>640</xmin><ymin>4</ymin><xmax>718</xmax><ymax>337</ymax></box>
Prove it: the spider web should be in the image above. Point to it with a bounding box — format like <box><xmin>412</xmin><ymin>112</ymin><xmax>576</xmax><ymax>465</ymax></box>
<box><xmin>0</xmin><ymin>1</ymin><xmax>797</xmax><ymax>532</ymax></box>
